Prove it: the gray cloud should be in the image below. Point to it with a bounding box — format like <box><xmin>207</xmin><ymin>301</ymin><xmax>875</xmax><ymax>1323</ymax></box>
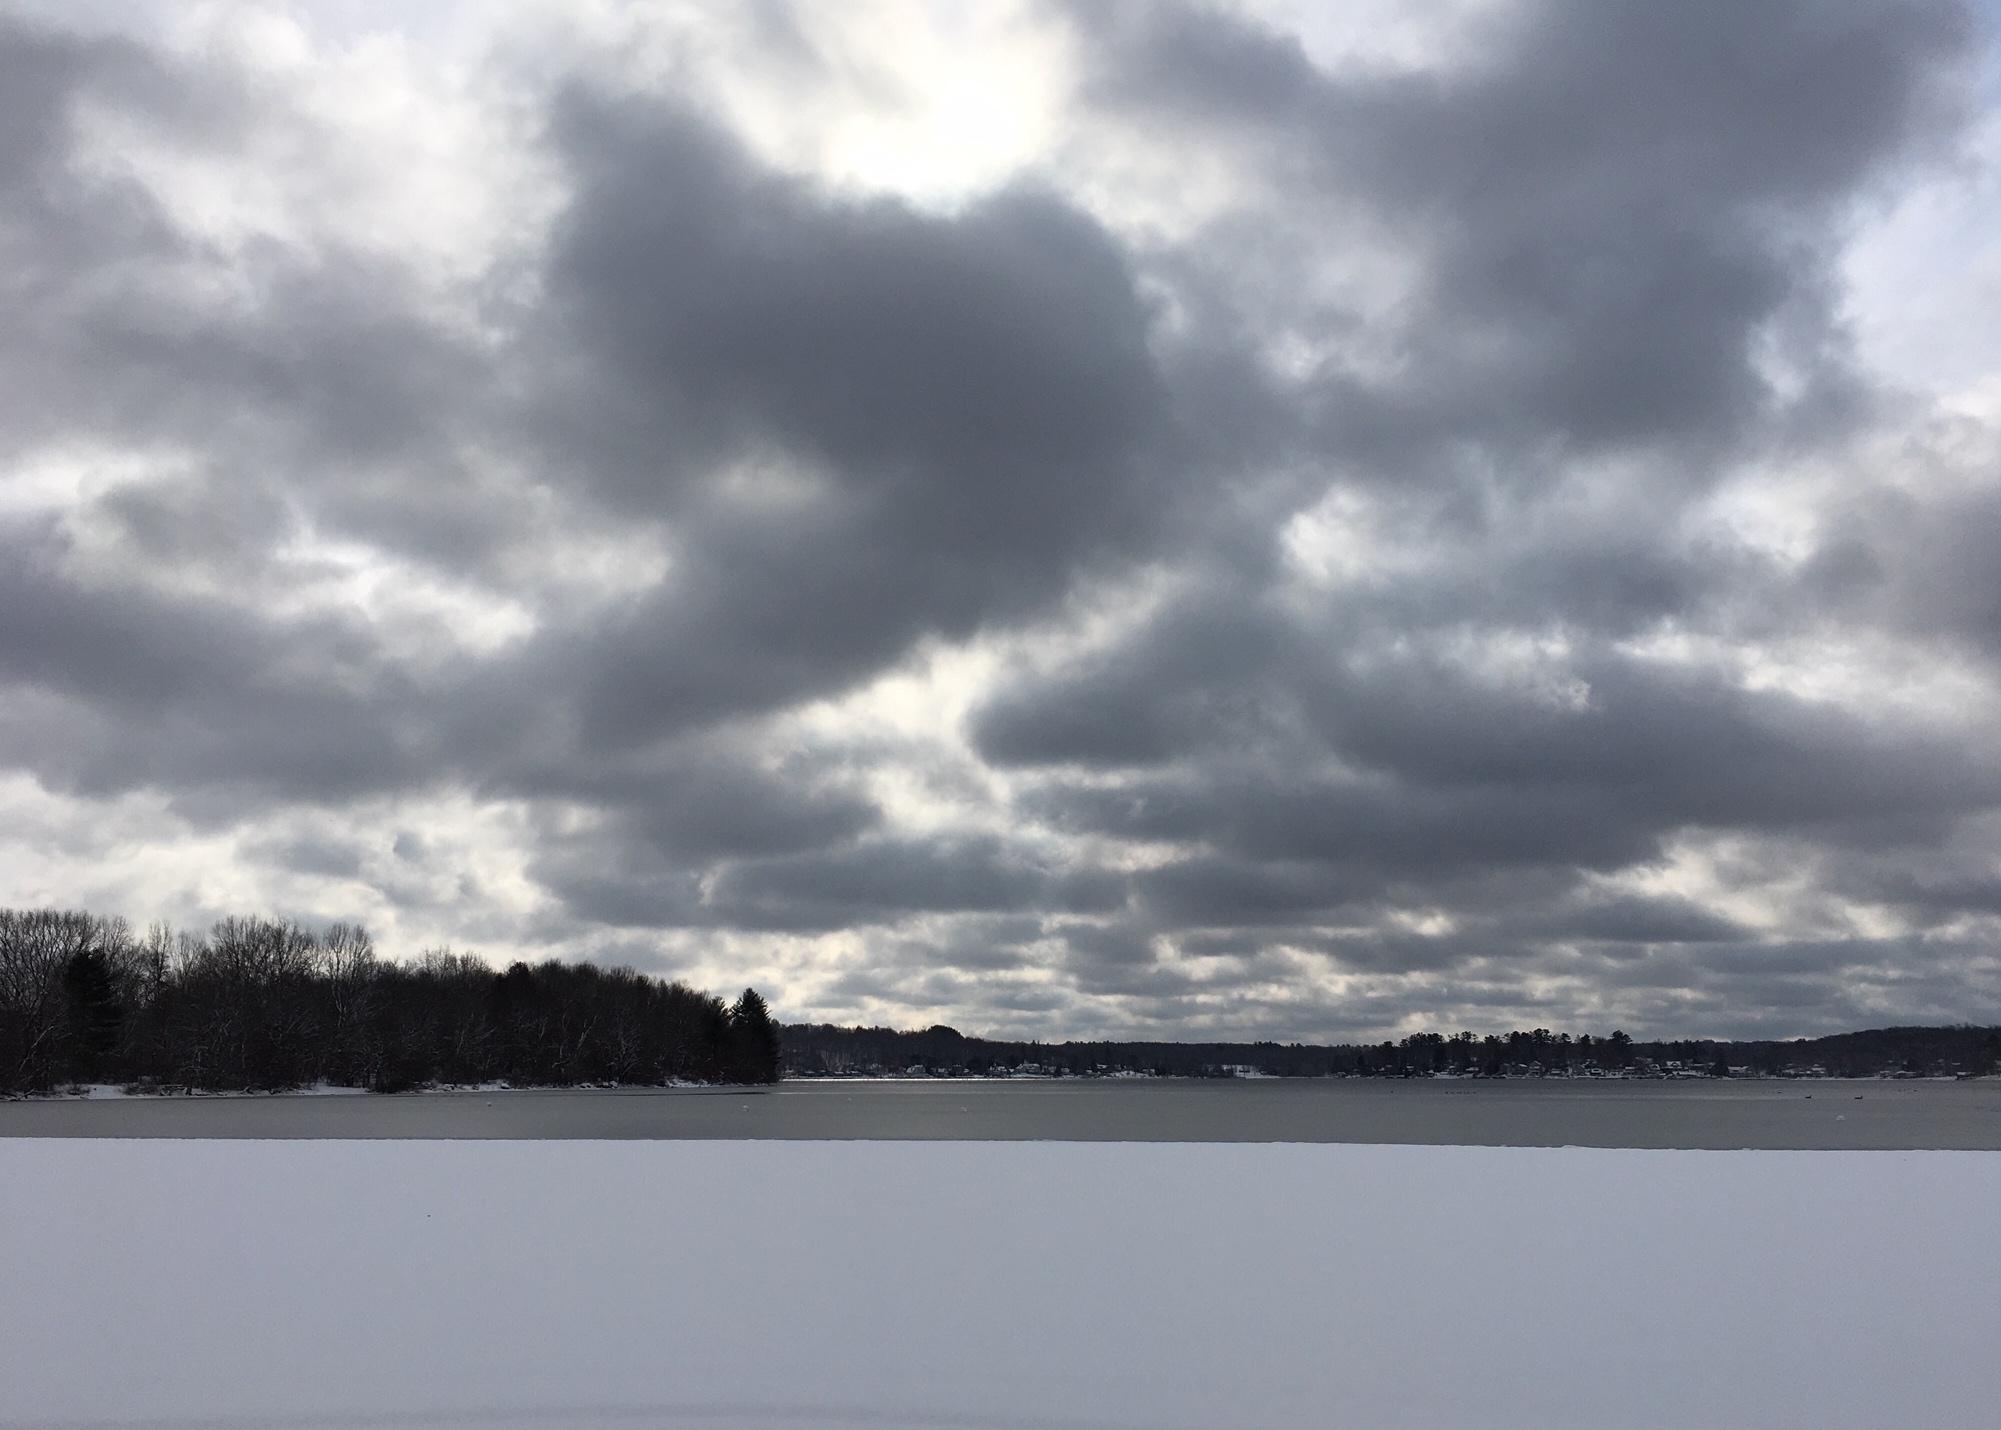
<box><xmin>708</xmin><ymin>835</ymin><xmax>1128</xmax><ymax>933</ymax></box>
<box><xmin>0</xmin><ymin>2</ymin><xmax>1997</xmax><ymax>1040</ymax></box>
<box><xmin>519</xmin><ymin>95</ymin><xmax>1192</xmax><ymax>744</ymax></box>
<box><xmin>1080</xmin><ymin>0</ymin><xmax>1968</xmax><ymax>455</ymax></box>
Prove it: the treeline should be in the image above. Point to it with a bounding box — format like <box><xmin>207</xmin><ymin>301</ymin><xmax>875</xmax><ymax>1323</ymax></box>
<box><xmin>1337</xmin><ymin>1025</ymin><xmax>2001</xmax><ymax>1077</ymax></box>
<box><xmin>0</xmin><ymin>908</ymin><xmax>780</xmax><ymax>1094</ymax></box>
<box><xmin>784</xmin><ymin>1023</ymin><xmax>1346</xmax><ymax>1077</ymax></box>
<box><xmin>782</xmin><ymin>1021</ymin><xmax>2001</xmax><ymax>1079</ymax></box>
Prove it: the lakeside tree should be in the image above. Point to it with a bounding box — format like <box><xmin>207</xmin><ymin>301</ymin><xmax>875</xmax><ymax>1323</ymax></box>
<box><xmin>727</xmin><ymin>987</ymin><xmax>782</xmax><ymax>1085</ymax></box>
<box><xmin>0</xmin><ymin>907</ymin><xmax>778</xmax><ymax>1095</ymax></box>
<box><xmin>0</xmin><ymin>909</ymin><xmax>108</xmax><ymax>1090</ymax></box>
<box><xmin>61</xmin><ymin>943</ymin><xmax>124</xmax><ymax>1082</ymax></box>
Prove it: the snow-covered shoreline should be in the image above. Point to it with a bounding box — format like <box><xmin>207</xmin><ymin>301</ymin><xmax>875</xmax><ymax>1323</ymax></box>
<box><xmin>23</xmin><ymin>1081</ymin><xmax>373</xmax><ymax>1100</ymax></box>
<box><xmin>12</xmin><ymin>1078</ymin><xmax>730</xmax><ymax>1101</ymax></box>
<box><xmin>3</xmin><ymin>1140</ymin><xmax>1996</xmax><ymax>1429</ymax></box>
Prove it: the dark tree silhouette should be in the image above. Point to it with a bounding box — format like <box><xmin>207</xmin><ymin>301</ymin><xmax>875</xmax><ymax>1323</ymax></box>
<box><xmin>781</xmin><ymin>1021</ymin><xmax>2001</xmax><ymax>1081</ymax></box>
<box><xmin>0</xmin><ymin>909</ymin><xmax>107</xmax><ymax>1090</ymax></box>
<box><xmin>0</xmin><ymin>906</ymin><xmax>776</xmax><ymax>1094</ymax></box>
<box><xmin>62</xmin><ymin>946</ymin><xmax>124</xmax><ymax>1082</ymax></box>
<box><xmin>727</xmin><ymin>987</ymin><xmax>782</xmax><ymax>1085</ymax></box>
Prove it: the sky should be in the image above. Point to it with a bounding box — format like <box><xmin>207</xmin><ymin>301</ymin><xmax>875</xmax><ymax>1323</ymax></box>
<box><xmin>2</xmin><ymin>0</ymin><xmax>1999</xmax><ymax>1043</ymax></box>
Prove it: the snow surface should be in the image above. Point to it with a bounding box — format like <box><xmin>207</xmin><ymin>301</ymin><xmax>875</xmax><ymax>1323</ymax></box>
<box><xmin>31</xmin><ymin>1082</ymin><xmax>375</xmax><ymax>1100</ymax></box>
<box><xmin>18</xmin><ymin>1080</ymin><xmax>716</xmax><ymax>1100</ymax></box>
<box><xmin>2</xmin><ymin>1141</ymin><xmax>1996</xmax><ymax>1429</ymax></box>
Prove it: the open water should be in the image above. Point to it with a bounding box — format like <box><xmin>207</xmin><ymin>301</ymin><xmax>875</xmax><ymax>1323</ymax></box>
<box><xmin>3</xmin><ymin>1075</ymin><xmax>1998</xmax><ymax>1147</ymax></box>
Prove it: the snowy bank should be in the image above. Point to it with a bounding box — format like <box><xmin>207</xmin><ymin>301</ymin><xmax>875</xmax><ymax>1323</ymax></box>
<box><xmin>12</xmin><ymin>1079</ymin><xmax>731</xmax><ymax>1100</ymax></box>
<box><xmin>2</xmin><ymin>1141</ymin><xmax>1996</xmax><ymax>1428</ymax></box>
<box><xmin>20</xmin><ymin>1082</ymin><xmax>376</xmax><ymax>1100</ymax></box>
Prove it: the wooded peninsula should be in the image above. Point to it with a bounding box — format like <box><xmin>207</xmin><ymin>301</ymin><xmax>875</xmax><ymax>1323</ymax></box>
<box><xmin>4</xmin><ymin>907</ymin><xmax>1994</xmax><ymax>1095</ymax></box>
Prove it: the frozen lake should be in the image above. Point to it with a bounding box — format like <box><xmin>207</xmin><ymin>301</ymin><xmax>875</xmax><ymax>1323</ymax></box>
<box><xmin>5</xmin><ymin>1075</ymin><xmax>1999</xmax><ymax>1147</ymax></box>
<box><xmin>4</xmin><ymin>1139</ymin><xmax>1998</xmax><ymax>1428</ymax></box>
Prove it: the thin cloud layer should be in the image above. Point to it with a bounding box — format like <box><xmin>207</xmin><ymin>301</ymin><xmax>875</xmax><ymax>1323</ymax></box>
<box><xmin>1</xmin><ymin>0</ymin><xmax>1998</xmax><ymax>1039</ymax></box>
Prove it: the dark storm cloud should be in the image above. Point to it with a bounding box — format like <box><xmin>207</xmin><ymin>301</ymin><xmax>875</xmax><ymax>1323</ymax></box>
<box><xmin>1000</xmin><ymin>574</ymin><xmax>1998</xmax><ymax>786</ymax></box>
<box><xmin>1079</xmin><ymin>0</ymin><xmax>1969</xmax><ymax>455</ymax></box>
<box><xmin>0</xmin><ymin>517</ymin><xmax>456</xmax><ymax>807</ymax></box>
<box><xmin>1801</xmin><ymin>466</ymin><xmax>2001</xmax><ymax>661</ymax></box>
<box><xmin>498</xmin><ymin>739</ymin><xmax>883</xmax><ymax>864</ymax></box>
<box><xmin>1002</xmin><ymin>597</ymin><xmax>2001</xmax><ymax>959</ymax></box>
<box><xmin>705</xmin><ymin>835</ymin><xmax>1129</xmax><ymax>933</ymax></box>
<box><xmin>516</xmin><ymin>94</ymin><xmax>1197</xmax><ymax>744</ymax></box>
<box><xmin>0</xmin><ymin>24</ymin><xmax>1190</xmax><ymax>801</ymax></box>
<box><xmin>1129</xmin><ymin>854</ymin><xmax>1376</xmax><ymax>929</ymax></box>
<box><xmin>1517</xmin><ymin>892</ymin><xmax>1751</xmax><ymax>946</ymax></box>
<box><xmin>0</xmin><ymin>23</ymin><xmax>202</xmax><ymax>461</ymax></box>
<box><xmin>885</xmin><ymin>915</ymin><xmax>1051</xmax><ymax>974</ymax></box>
<box><xmin>973</xmin><ymin>592</ymin><xmax>1294</xmax><ymax>767</ymax></box>
<box><xmin>614</xmin><ymin>760</ymin><xmax>880</xmax><ymax>863</ymax></box>
<box><xmin>1299</xmin><ymin>640</ymin><xmax>2001</xmax><ymax>832</ymax></box>
<box><xmin>0</xmin><ymin>3</ymin><xmax>1996</xmax><ymax>1040</ymax></box>
<box><xmin>241</xmin><ymin>830</ymin><xmax>370</xmax><ymax>882</ymax></box>
<box><xmin>1534</xmin><ymin>933</ymin><xmax>2001</xmax><ymax>1034</ymax></box>
<box><xmin>544</xmin><ymin>95</ymin><xmax>1163</xmax><ymax>509</ymax></box>
<box><xmin>532</xmin><ymin>818</ymin><xmax>1127</xmax><ymax>935</ymax></box>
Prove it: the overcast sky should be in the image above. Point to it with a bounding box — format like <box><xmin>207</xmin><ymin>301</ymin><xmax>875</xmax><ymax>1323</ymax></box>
<box><xmin>3</xmin><ymin>0</ymin><xmax>1999</xmax><ymax>1042</ymax></box>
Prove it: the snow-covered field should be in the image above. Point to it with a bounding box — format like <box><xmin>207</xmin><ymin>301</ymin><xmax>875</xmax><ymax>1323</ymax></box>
<box><xmin>2</xmin><ymin>1142</ymin><xmax>1996</xmax><ymax>1429</ymax></box>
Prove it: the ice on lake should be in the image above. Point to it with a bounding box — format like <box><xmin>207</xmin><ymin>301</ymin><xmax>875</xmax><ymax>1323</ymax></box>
<box><xmin>3</xmin><ymin>1138</ymin><xmax>1997</xmax><ymax>1428</ymax></box>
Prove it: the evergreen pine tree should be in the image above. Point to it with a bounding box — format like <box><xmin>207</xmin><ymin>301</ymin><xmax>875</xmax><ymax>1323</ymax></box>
<box><xmin>728</xmin><ymin>987</ymin><xmax>781</xmax><ymax>1084</ymax></box>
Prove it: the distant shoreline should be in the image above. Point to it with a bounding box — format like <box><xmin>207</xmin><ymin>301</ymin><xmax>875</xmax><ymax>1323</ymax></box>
<box><xmin>9</xmin><ymin>1068</ymin><xmax>1996</xmax><ymax>1103</ymax></box>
